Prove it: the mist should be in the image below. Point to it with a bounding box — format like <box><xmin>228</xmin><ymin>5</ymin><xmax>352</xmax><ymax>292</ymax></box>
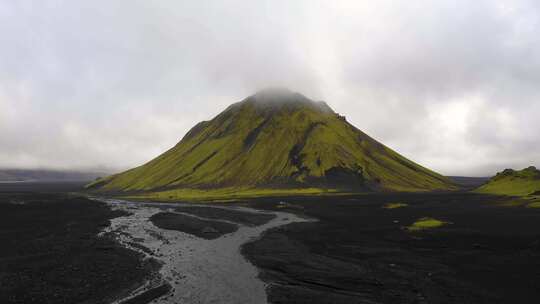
<box><xmin>1</xmin><ymin>1</ymin><xmax>539</xmax><ymax>176</ymax></box>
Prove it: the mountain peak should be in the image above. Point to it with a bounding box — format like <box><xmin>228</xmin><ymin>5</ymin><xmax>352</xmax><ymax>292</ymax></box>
<box><xmin>242</xmin><ymin>88</ymin><xmax>333</xmax><ymax>114</ymax></box>
<box><xmin>252</xmin><ymin>87</ymin><xmax>299</xmax><ymax>99</ymax></box>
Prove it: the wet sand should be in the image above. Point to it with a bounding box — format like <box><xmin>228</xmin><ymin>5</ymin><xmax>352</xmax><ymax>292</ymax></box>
<box><xmin>98</xmin><ymin>198</ymin><xmax>310</xmax><ymax>304</ymax></box>
<box><xmin>174</xmin><ymin>206</ymin><xmax>275</xmax><ymax>226</ymax></box>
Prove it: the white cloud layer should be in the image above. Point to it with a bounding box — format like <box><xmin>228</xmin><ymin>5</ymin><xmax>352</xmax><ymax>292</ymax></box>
<box><xmin>1</xmin><ymin>0</ymin><xmax>539</xmax><ymax>176</ymax></box>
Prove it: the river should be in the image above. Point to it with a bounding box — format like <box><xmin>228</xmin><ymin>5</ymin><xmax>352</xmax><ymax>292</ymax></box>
<box><xmin>96</xmin><ymin>198</ymin><xmax>309</xmax><ymax>304</ymax></box>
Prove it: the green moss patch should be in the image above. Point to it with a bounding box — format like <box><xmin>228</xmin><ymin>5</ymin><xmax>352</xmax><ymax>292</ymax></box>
<box><xmin>526</xmin><ymin>202</ymin><xmax>540</xmax><ymax>208</ymax></box>
<box><xmin>491</xmin><ymin>196</ymin><xmax>540</xmax><ymax>208</ymax></box>
<box><xmin>124</xmin><ymin>187</ymin><xmax>347</xmax><ymax>202</ymax></box>
<box><xmin>406</xmin><ymin>217</ymin><xmax>450</xmax><ymax>231</ymax></box>
<box><xmin>383</xmin><ymin>202</ymin><xmax>408</xmax><ymax>209</ymax></box>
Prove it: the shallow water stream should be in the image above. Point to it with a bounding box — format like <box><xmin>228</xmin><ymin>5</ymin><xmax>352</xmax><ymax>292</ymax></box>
<box><xmin>97</xmin><ymin>198</ymin><xmax>308</xmax><ymax>304</ymax></box>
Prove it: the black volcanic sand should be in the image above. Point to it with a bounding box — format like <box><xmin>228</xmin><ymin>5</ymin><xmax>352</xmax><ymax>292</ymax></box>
<box><xmin>242</xmin><ymin>192</ymin><xmax>540</xmax><ymax>304</ymax></box>
<box><xmin>0</xmin><ymin>181</ymin><xmax>88</xmax><ymax>192</ymax></box>
<box><xmin>174</xmin><ymin>206</ymin><xmax>276</xmax><ymax>226</ymax></box>
<box><xmin>150</xmin><ymin>212</ymin><xmax>238</xmax><ymax>239</ymax></box>
<box><xmin>0</xmin><ymin>187</ymin><xmax>154</xmax><ymax>304</ymax></box>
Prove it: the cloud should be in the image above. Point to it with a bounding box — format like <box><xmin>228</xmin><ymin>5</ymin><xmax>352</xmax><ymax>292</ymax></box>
<box><xmin>0</xmin><ymin>0</ymin><xmax>539</xmax><ymax>176</ymax></box>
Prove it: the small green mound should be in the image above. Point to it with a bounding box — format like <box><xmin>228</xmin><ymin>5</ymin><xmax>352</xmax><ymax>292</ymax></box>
<box><xmin>527</xmin><ymin>202</ymin><xmax>540</xmax><ymax>208</ymax></box>
<box><xmin>407</xmin><ymin>217</ymin><xmax>449</xmax><ymax>231</ymax></box>
<box><xmin>383</xmin><ymin>202</ymin><xmax>408</xmax><ymax>209</ymax></box>
<box><xmin>476</xmin><ymin>166</ymin><xmax>540</xmax><ymax>197</ymax></box>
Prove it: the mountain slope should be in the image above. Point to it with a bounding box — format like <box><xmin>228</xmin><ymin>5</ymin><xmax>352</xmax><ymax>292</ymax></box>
<box><xmin>88</xmin><ymin>89</ymin><xmax>455</xmax><ymax>197</ymax></box>
<box><xmin>476</xmin><ymin>166</ymin><xmax>540</xmax><ymax>196</ymax></box>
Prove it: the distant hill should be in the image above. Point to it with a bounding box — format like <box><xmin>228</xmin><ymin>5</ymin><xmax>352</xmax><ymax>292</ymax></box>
<box><xmin>475</xmin><ymin>166</ymin><xmax>540</xmax><ymax>196</ymax></box>
<box><xmin>0</xmin><ymin>169</ymin><xmax>107</xmax><ymax>183</ymax></box>
<box><xmin>87</xmin><ymin>89</ymin><xmax>456</xmax><ymax>200</ymax></box>
<box><xmin>447</xmin><ymin>176</ymin><xmax>490</xmax><ymax>190</ymax></box>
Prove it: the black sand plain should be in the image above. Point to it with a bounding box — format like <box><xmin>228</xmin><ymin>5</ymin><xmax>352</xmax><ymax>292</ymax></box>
<box><xmin>2</xmin><ymin>182</ymin><xmax>540</xmax><ymax>303</ymax></box>
<box><xmin>242</xmin><ymin>193</ymin><xmax>540</xmax><ymax>304</ymax></box>
<box><xmin>0</xmin><ymin>182</ymin><xmax>155</xmax><ymax>304</ymax></box>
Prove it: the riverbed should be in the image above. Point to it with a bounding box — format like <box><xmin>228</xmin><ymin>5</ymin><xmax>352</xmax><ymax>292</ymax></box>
<box><xmin>97</xmin><ymin>198</ymin><xmax>309</xmax><ymax>304</ymax></box>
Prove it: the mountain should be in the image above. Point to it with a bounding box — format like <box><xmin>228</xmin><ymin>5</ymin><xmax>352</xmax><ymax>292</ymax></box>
<box><xmin>476</xmin><ymin>166</ymin><xmax>540</xmax><ymax>196</ymax></box>
<box><xmin>88</xmin><ymin>89</ymin><xmax>456</xmax><ymax>199</ymax></box>
<box><xmin>0</xmin><ymin>169</ymin><xmax>107</xmax><ymax>182</ymax></box>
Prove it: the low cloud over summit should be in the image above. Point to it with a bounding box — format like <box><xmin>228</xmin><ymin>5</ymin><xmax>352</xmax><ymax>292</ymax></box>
<box><xmin>1</xmin><ymin>1</ymin><xmax>539</xmax><ymax>176</ymax></box>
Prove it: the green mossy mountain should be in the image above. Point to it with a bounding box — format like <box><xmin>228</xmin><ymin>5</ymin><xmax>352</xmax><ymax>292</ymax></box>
<box><xmin>476</xmin><ymin>166</ymin><xmax>540</xmax><ymax>196</ymax></box>
<box><xmin>88</xmin><ymin>89</ymin><xmax>455</xmax><ymax>197</ymax></box>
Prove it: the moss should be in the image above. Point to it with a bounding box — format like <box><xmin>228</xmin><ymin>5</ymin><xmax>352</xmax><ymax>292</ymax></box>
<box><xmin>492</xmin><ymin>196</ymin><xmax>540</xmax><ymax>208</ymax></box>
<box><xmin>383</xmin><ymin>202</ymin><xmax>408</xmax><ymax>209</ymax></box>
<box><xmin>123</xmin><ymin>187</ymin><xmax>347</xmax><ymax>202</ymax></box>
<box><xmin>476</xmin><ymin>167</ymin><xmax>540</xmax><ymax>197</ymax></box>
<box><xmin>526</xmin><ymin>202</ymin><xmax>540</xmax><ymax>208</ymax></box>
<box><xmin>407</xmin><ymin>217</ymin><xmax>449</xmax><ymax>231</ymax></box>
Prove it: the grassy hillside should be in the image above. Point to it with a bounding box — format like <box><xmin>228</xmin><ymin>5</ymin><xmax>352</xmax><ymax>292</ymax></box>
<box><xmin>476</xmin><ymin>166</ymin><xmax>540</xmax><ymax>196</ymax></box>
<box><xmin>88</xmin><ymin>89</ymin><xmax>456</xmax><ymax>199</ymax></box>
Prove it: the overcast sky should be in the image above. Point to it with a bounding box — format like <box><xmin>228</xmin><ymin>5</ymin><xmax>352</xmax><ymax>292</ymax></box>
<box><xmin>1</xmin><ymin>1</ymin><xmax>539</xmax><ymax>176</ymax></box>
